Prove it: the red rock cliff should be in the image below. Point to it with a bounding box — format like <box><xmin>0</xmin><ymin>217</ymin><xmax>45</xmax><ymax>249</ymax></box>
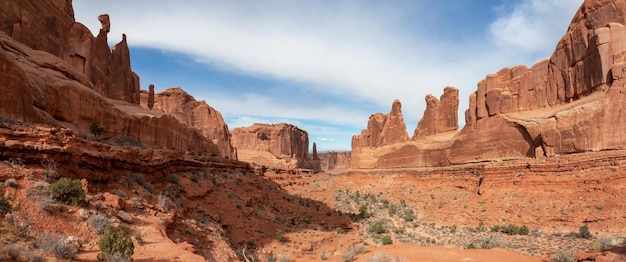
<box><xmin>140</xmin><ymin>87</ymin><xmax>235</xmax><ymax>159</ymax></box>
<box><xmin>352</xmin><ymin>0</ymin><xmax>626</xmax><ymax>168</ymax></box>
<box><xmin>231</xmin><ymin>123</ymin><xmax>320</xmax><ymax>171</ymax></box>
<box><xmin>352</xmin><ymin>99</ymin><xmax>410</xmax><ymax>148</ymax></box>
<box><xmin>0</xmin><ymin>0</ymin><xmax>140</xmax><ymax>104</ymax></box>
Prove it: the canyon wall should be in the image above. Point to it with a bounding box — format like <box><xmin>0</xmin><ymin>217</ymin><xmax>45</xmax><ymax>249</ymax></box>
<box><xmin>0</xmin><ymin>0</ymin><xmax>140</xmax><ymax>104</ymax></box>
<box><xmin>352</xmin><ymin>0</ymin><xmax>626</xmax><ymax>169</ymax></box>
<box><xmin>0</xmin><ymin>0</ymin><xmax>227</xmax><ymax>155</ymax></box>
<box><xmin>231</xmin><ymin>123</ymin><xmax>321</xmax><ymax>171</ymax></box>
<box><xmin>413</xmin><ymin>86</ymin><xmax>459</xmax><ymax>139</ymax></box>
<box><xmin>140</xmin><ymin>87</ymin><xmax>235</xmax><ymax>159</ymax></box>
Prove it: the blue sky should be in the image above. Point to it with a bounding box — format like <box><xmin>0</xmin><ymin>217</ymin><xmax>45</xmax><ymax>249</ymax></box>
<box><xmin>73</xmin><ymin>0</ymin><xmax>583</xmax><ymax>152</ymax></box>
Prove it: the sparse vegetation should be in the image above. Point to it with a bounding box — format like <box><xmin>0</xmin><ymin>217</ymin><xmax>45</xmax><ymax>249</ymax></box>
<box><xmin>5</xmin><ymin>178</ymin><xmax>17</xmax><ymax>187</ymax></box>
<box><xmin>38</xmin><ymin>232</ymin><xmax>78</xmax><ymax>260</ymax></box>
<box><xmin>579</xmin><ymin>223</ymin><xmax>592</xmax><ymax>239</ymax></box>
<box><xmin>158</xmin><ymin>193</ymin><xmax>175</xmax><ymax>212</ymax></box>
<box><xmin>551</xmin><ymin>250</ymin><xmax>574</xmax><ymax>262</ymax></box>
<box><xmin>342</xmin><ymin>244</ymin><xmax>368</xmax><ymax>262</ymax></box>
<box><xmin>0</xmin><ymin>196</ymin><xmax>12</xmax><ymax>216</ymax></box>
<box><xmin>89</xmin><ymin>213</ymin><xmax>112</xmax><ymax>235</ymax></box>
<box><xmin>368</xmin><ymin>221</ymin><xmax>385</xmax><ymax>234</ymax></box>
<box><xmin>367</xmin><ymin>251</ymin><xmax>406</xmax><ymax>262</ymax></box>
<box><xmin>49</xmin><ymin>177</ymin><xmax>87</xmax><ymax>205</ymax></box>
<box><xmin>381</xmin><ymin>235</ymin><xmax>393</xmax><ymax>245</ymax></box>
<box><xmin>276</xmin><ymin>229</ymin><xmax>286</xmax><ymax>244</ymax></box>
<box><xmin>97</xmin><ymin>226</ymin><xmax>135</xmax><ymax>261</ymax></box>
<box><xmin>130</xmin><ymin>173</ymin><xmax>154</xmax><ymax>193</ymax></box>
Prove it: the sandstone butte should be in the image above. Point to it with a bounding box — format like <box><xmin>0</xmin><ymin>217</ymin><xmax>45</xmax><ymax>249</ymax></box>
<box><xmin>352</xmin><ymin>0</ymin><xmax>626</xmax><ymax>169</ymax></box>
<box><xmin>231</xmin><ymin>123</ymin><xmax>321</xmax><ymax>172</ymax></box>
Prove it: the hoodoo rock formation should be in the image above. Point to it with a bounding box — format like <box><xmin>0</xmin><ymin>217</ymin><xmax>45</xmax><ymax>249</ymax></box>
<box><xmin>352</xmin><ymin>99</ymin><xmax>410</xmax><ymax>148</ymax></box>
<box><xmin>352</xmin><ymin>0</ymin><xmax>626</xmax><ymax>169</ymax></box>
<box><xmin>231</xmin><ymin>123</ymin><xmax>321</xmax><ymax>171</ymax></box>
<box><xmin>0</xmin><ymin>0</ymin><xmax>223</xmax><ymax>154</ymax></box>
<box><xmin>140</xmin><ymin>87</ymin><xmax>235</xmax><ymax>159</ymax></box>
<box><xmin>413</xmin><ymin>86</ymin><xmax>459</xmax><ymax>139</ymax></box>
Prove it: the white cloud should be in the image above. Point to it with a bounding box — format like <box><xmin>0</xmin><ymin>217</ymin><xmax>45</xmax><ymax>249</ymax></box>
<box><xmin>72</xmin><ymin>1</ymin><xmax>586</xmax><ymax>148</ymax></box>
<box><xmin>318</xmin><ymin>138</ymin><xmax>335</xmax><ymax>143</ymax></box>
<box><xmin>489</xmin><ymin>0</ymin><xmax>582</xmax><ymax>54</ymax></box>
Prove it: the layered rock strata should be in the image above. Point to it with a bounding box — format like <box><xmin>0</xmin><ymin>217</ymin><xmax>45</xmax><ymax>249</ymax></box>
<box><xmin>231</xmin><ymin>123</ymin><xmax>321</xmax><ymax>171</ymax></box>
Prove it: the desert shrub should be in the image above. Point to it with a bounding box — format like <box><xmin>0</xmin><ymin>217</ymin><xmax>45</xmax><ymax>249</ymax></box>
<box><xmin>103</xmin><ymin>252</ymin><xmax>132</xmax><ymax>262</ymax></box>
<box><xmin>342</xmin><ymin>244</ymin><xmax>368</xmax><ymax>262</ymax></box>
<box><xmin>106</xmin><ymin>136</ymin><xmax>145</xmax><ymax>149</ymax></box>
<box><xmin>402</xmin><ymin>209</ymin><xmax>415</xmax><ymax>222</ymax></box>
<box><xmin>167</xmin><ymin>173</ymin><xmax>179</xmax><ymax>184</ymax></box>
<box><xmin>579</xmin><ymin>223</ymin><xmax>592</xmax><ymax>239</ymax></box>
<box><xmin>97</xmin><ymin>226</ymin><xmax>134</xmax><ymax>261</ymax></box>
<box><xmin>368</xmin><ymin>221</ymin><xmax>385</xmax><ymax>234</ymax></box>
<box><xmin>387</xmin><ymin>204</ymin><xmax>397</xmax><ymax>216</ymax></box>
<box><xmin>551</xmin><ymin>250</ymin><xmax>574</xmax><ymax>262</ymax></box>
<box><xmin>158</xmin><ymin>193</ymin><xmax>175</xmax><ymax>212</ymax></box>
<box><xmin>7</xmin><ymin>244</ymin><xmax>21</xmax><ymax>260</ymax></box>
<box><xmin>5</xmin><ymin>178</ymin><xmax>17</xmax><ymax>187</ymax></box>
<box><xmin>49</xmin><ymin>177</ymin><xmax>86</xmax><ymax>205</ymax></box>
<box><xmin>111</xmin><ymin>189</ymin><xmax>128</xmax><ymax>200</ymax></box>
<box><xmin>6</xmin><ymin>213</ymin><xmax>30</xmax><ymax>238</ymax></box>
<box><xmin>381</xmin><ymin>235</ymin><xmax>393</xmax><ymax>245</ymax></box>
<box><xmin>130</xmin><ymin>174</ymin><xmax>153</xmax><ymax>193</ymax></box>
<box><xmin>276</xmin><ymin>229</ymin><xmax>286</xmax><ymax>244</ymax></box>
<box><xmin>38</xmin><ymin>232</ymin><xmax>78</xmax><ymax>259</ymax></box>
<box><xmin>0</xmin><ymin>196</ymin><xmax>12</xmax><ymax>215</ymax></box>
<box><xmin>135</xmin><ymin>233</ymin><xmax>144</xmax><ymax>245</ymax></box>
<box><xmin>24</xmin><ymin>251</ymin><xmax>44</xmax><ymax>262</ymax></box>
<box><xmin>33</xmin><ymin>180</ymin><xmax>48</xmax><ymax>190</ymax></box>
<box><xmin>367</xmin><ymin>251</ymin><xmax>406</xmax><ymax>262</ymax></box>
<box><xmin>358</xmin><ymin>204</ymin><xmax>371</xmax><ymax>219</ymax></box>
<box><xmin>501</xmin><ymin>224</ymin><xmax>520</xmax><ymax>235</ymax></box>
<box><xmin>89</xmin><ymin>213</ymin><xmax>112</xmax><ymax>235</ymax></box>
<box><xmin>41</xmin><ymin>160</ymin><xmax>60</xmax><ymax>181</ymax></box>
<box><xmin>38</xmin><ymin>196</ymin><xmax>55</xmax><ymax>213</ymax></box>
<box><xmin>519</xmin><ymin>225</ymin><xmax>530</xmax><ymax>235</ymax></box>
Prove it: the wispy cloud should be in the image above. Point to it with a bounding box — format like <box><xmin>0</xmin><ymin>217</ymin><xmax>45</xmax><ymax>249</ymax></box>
<box><xmin>318</xmin><ymin>138</ymin><xmax>335</xmax><ymax>143</ymax></box>
<box><xmin>73</xmin><ymin>0</ymin><xmax>584</xmax><ymax>150</ymax></box>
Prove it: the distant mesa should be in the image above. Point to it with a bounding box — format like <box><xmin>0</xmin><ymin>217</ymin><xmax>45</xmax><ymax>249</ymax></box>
<box><xmin>352</xmin><ymin>0</ymin><xmax>626</xmax><ymax>169</ymax></box>
<box><xmin>231</xmin><ymin>123</ymin><xmax>321</xmax><ymax>172</ymax></box>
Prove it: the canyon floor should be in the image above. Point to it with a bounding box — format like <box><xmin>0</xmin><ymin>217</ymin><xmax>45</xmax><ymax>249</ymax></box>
<box><xmin>1</xmin><ymin>124</ymin><xmax>626</xmax><ymax>261</ymax></box>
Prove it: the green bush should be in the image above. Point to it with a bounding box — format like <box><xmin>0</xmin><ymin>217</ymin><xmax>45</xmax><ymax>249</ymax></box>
<box><xmin>97</xmin><ymin>226</ymin><xmax>134</xmax><ymax>261</ymax></box>
<box><xmin>276</xmin><ymin>229</ymin><xmax>286</xmax><ymax>244</ymax></box>
<box><xmin>368</xmin><ymin>221</ymin><xmax>385</xmax><ymax>234</ymax></box>
<box><xmin>381</xmin><ymin>235</ymin><xmax>393</xmax><ymax>245</ymax></box>
<box><xmin>0</xmin><ymin>196</ymin><xmax>12</xmax><ymax>215</ymax></box>
<box><xmin>358</xmin><ymin>204</ymin><xmax>371</xmax><ymax>219</ymax></box>
<box><xmin>579</xmin><ymin>224</ymin><xmax>592</xmax><ymax>239</ymax></box>
<box><xmin>519</xmin><ymin>225</ymin><xmax>530</xmax><ymax>235</ymax></box>
<box><xmin>49</xmin><ymin>177</ymin><xmax>87</xmax><ymax>205</ymax></box>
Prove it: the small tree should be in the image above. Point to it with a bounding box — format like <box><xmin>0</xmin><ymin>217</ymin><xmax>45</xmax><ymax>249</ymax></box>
<box><xmin>90</xmin><ymin>122</ymin><xmax>104</xmax><ymax>137</ymax></box>
<box><xmin>579</xmin><ymin>224</ymin><xmax>592</xmax><ymax>239</ymax></box>
<box><xmin>49</xmin><ymin>177</ymin><xmax>87</xmax><ymax>205</ymax></box>
<box><xmin>97</xmin><ymin>226</ymin><xmax>134</xmax><ymax>261</ymax></box>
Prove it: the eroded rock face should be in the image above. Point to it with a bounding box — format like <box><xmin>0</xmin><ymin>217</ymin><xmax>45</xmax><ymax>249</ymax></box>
<box><xmin>352</xmin><ymin>0</ymin><xmax>626</xmax><ymax>168</ymax></box>
<box><xmin>352</xmin><ymin>99</ymin><xmax>409</xmax><ymax>148</ymax></box>
<box><xmin>324</xmin><ymin>151</ymin><xmax>351</xmax><ymax>171</ymax></box>
<box><xmin>140</xmin><ymin>87</ymin><xmax>235</xmax><ymax>159</ymax></box>
<box><xmin>413</xmin><ymin>86</ymin><xmax>459</xmax><ymax>138</ymax></box>
<box><xmin>0</xmin><ymin>31</ymin><xmax>220</xmax><ymax>154</ymax></box>
<box><xmin>231</xmin><ymin>123</ymin><xmax>320</xmax><ymax>171</ymax></box>
<box><xmin>0</xmin><ymin>0</ymin><xmax>140</xmax><ymax>104</ymax></box>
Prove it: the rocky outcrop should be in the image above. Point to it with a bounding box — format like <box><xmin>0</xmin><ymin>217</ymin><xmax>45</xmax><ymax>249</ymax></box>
<box><xmin>413</xmin><ymin>86</ymin><xmax>459</xmax><ymax>138</ymax></box>
<box><xmin>0</xmin><ymin>31</ymin><xmax>220</xmax><ymax>154</ymax></box>
<box><xmin>231</xmin><ymin>123</ymin><xmax>320</xmax><ymax>171</ymax></box>
<box><xmin>352</xmin><ymin>0</ymin><xmax>626</xmax><ymax>169</ymax></box>
<box><xmin>140</xmin><ymin>87</ymin><xmax>235</xmax><ymax>159</ymax></box>
<box><xmin>0</xmin><ymin>0</ymin><xmax>140</xmax><ymax>104</ymax></box>
<box><xmin>352</xmin><ymin>100</ymin><xmax>409</xmax><ymax>148</ymax></box>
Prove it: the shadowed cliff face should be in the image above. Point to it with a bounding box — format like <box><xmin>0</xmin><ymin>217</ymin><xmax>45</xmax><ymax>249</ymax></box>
<box><xmin>352</xmin><ymin>0</ymin><xmax>626</xmax><ymax>169</ymax></box>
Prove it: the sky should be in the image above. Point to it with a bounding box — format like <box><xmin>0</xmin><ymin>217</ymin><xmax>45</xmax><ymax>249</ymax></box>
<box><xmin>73</xmin><ymin>0</ymin><xmax>583</xmax><ymax>152</ymax></box>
